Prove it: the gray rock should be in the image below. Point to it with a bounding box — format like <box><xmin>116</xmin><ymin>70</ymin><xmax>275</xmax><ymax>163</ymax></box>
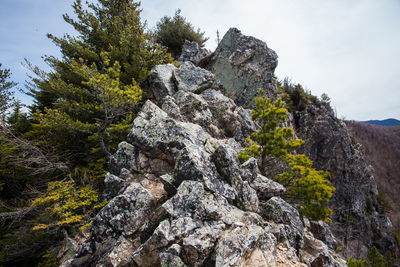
<box><xmin>169</xmin><ymin>89</ymin><xmax>256</xmax><ymax>142</ymax></box>
<box><xmin>181</xmin><ymin>223</ymin><xmax>225</xmax><ymax>266</ymax></box>
<box><xmin>149</xmin><ymin>64</ymin><xmax>177</xmax><ymax>105</ymax></box>
<box><xmin>261</xmin><ymin>197</ymin><xmax>304</xmax><ymax>249</ymax></box>
<box><xmin>102</xmin><ymin>173</ymin><xmax>126</xmax><ymax>200</ymax></box>
<box><xmin>160</xmin><ymin>253</ymin><xmax>187</xmax><ymax>267</ymax></box>
<box><xmin>309</xmin><ymin>220</ymin><xmax>337</xmax><ymax>250</ymax></box>
<box><xmin>300</xmin><ymin>231</ymin><xmax>347</xmax><ymax>267</ymax></box>
<box><xmin>237</xmin><ymin>180</ymin><xmax>259</xmax><ymax>212</ymax></box>
<box><xmin>178</xmin><ymin>40</ymin><xmax>209</xmax><ymax>63</ymax></box>
<box><xmin>240</xmin><ymin>157</ymin><xmax>259</xmax><ymax>182</ymax></box>
<box><xmin>201</xmin><ymin>89</ymin><xmax>257</xmax><ymax>141</ymax></box>
<box><xmin>174</xmin><ymin>145</ymin><xmax>236</xmax><ymax>200</ymax></box>
<box><xmin>132</xmin><ymin>220</ymin><xmax>175</xmax><ymax>266</ymax></box>
<box><xmin>161</xmin><ymin>95</ymin><xmax>184</xmax><ymax>121</ymax></box>
<box><xmin>159</xmin><ymin>174</ymin><xmax>177</xmax><ymax>196</ymax></box>
<box><xmin>93</xmin><ymin>183</ymin><xmax>155</xmax><ymax>237</ymax></box>
<box><xmin>211</xmin><ymin>144</ymin><xmax>240</xmax><ymax>184</ymax></box>
<box><xmin>173</xmin><ymin>90</ymin><xmax>213</xmax><ymax>129</ymax></box>
<box><xmin>214</xmin><ymin>225</ymin><xmax>276</xmax><ymax>267</ymax></box>
<box><xmin>251</xmin><ymin>174</ymin><xmax>286</xmax><ymax>200</ymax></box>
<box><xmin>208</xmin><ymin>28</ymin><xmax>278</xmax><ymax>107</ymax></box>
<box><xmin>109</xmin><ymin>141</ymin><xmax>136</xmax><ymax>176</ymax></box>
<box><xmin>173</xmin><ymin>61</ymin><xmax>218</xmax><ymax>93</ymax></box>
<box><xmin>127</xmin><ymin>100</ymin><xmax>210</xmax><ymax>162</ymax></box>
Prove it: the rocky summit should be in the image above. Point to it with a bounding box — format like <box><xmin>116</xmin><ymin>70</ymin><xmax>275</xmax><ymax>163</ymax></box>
<box><xmin>61</xmin><ymin>28</ymin><xmax>395</xmax><ymax>267</ymax></box>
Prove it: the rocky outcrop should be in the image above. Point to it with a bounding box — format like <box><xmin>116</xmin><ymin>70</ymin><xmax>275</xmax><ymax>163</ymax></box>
<box><xmin>62</xmin><ymin>28</ymin><xmax>394</xmax><ymax>266</ymax></box>
<box><xmin>62</xmin><ymin>32</ymin><xmax>346</xmax><ymax>266</ymax></box>
<box><xmin>207</xmin><ymin>28</ymin><xmax>278</xmax><ymax>107</ymax></box>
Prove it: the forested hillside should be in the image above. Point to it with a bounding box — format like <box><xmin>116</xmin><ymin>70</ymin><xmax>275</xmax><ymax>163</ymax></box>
<box><xmin>346</xmin><ymin>121</ymin><xmax>400</xmax><ymax>229</ymax></box>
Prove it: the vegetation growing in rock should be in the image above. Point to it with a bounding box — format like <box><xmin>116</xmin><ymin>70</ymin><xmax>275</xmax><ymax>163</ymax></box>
<box><xmin>239</xmin><ymin>89</ymin><xmax>334</xmax><ymax>221</ymax></box>
<box><xmin>278</xmin><ymin>77</ymin><xmax>318</xmax><ymax>112</ymax></box>
<box><xmin>154</xmin><ymin>9</ymin><xmax>208</xmax><ymax>58</ymax></box>
<box><xmin>31</xmin><ymin>180</ymin><xmax>106</xmax><ymax>230</ymax></box>
<box><xmin>347</xmin><ymin>258</ymin><xmax>365</xmax><ymax>267</ymax></box>
<box><xmin>366</xmin><ymin>246</ymin><xmax>389</xmax><ymax>267</ymax></box>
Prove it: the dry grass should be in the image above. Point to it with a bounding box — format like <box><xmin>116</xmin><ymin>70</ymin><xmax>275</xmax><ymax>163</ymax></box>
<box><xmin>346</xmin><ymin>121</ymin><xmax>400</xmax><ymax>229</ymax></box>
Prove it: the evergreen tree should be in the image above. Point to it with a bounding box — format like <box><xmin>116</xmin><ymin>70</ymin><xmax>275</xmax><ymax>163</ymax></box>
<box><xmin>239</xmin><ymin>89</ymin><xmax>334</xmax><ymax>221</ymax></box>
<box><xmin>238</xmin><ymin>89</ymin><xmax>304</xmax><ymax>173</ymax></box>
<box><xmin>0</xmin><ymin>63</ymin><xmax>16</xmax><ymax>125</ymax></box>
<box><xmin>154</xmin><ymin>9</ymin><xmax>209</xmax><ymax>58</ymax></box>
<box><xmin>27</xmin><ymin>0</ymin><xmax>174</xmax><ymax>174</ymax></box>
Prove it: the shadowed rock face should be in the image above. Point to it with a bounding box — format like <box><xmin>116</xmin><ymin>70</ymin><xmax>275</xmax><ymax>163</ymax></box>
<box><xmin>61</xmin><ymin>28</ymin><xmax>394</xmax><ymax>266</ymax></box>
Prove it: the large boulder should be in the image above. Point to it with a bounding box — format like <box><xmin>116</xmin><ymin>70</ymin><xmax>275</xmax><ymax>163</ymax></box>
<box><xmin>208</xmin><ymin>28</ymin><xmax>278</xmax><ymax>107</ymax></box>
<box><xmin>173</xmin><ymin>61</ymin><xmax>219</xmax><ymax>93</ymax></box>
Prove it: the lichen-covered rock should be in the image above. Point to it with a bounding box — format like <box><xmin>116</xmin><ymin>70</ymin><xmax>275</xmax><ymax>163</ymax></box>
<box><xmin>109</xmin><ymin>141</ymin><xmax>136</xmax><ymax>176</ymax></box>
<box><xmin>214</xmin><ymin>224</ymin><xmax>276</xmax><ymax>267</ymax></box>
<box><xmin>102</xmin><ymin>173</ymin><xmax>126</xmax><ymax>200</ymax></box>
<box><xmin>251</xmin><ymin>174</ymin><xmax>286</xmax><ymax>200</ymax></box>
<box><xmin>173</xmin><ymin>61</ymin><xmax>219</xmax><ymax>93</ymax></box>
<box><xmin>208</xmin><ymin>27</ymin><xmax>278</xmax><ymax>107</ymax></box>
<box><xmin>178</xmin><ymin>40</ymin><xmax>209</xmax><ymax>63</ymax></box>
<box><xmin>300</xmin><ymin>231</ymin><xmax>347</xmax><ymax>267</ymax></box>
<box><xmin>64</xmin><ymin>28</ymin><xmax>351</xmax><ymax>267</ymax></box>
<box><xmin>160</xmin><ymin>253</ymin><xmax>187</xmax><ymax>267</ymax></box>
<box><xmin>93</xmin><ymin>183</ymin><xmax>156</xmax><ymax>237</ymax></box>
<box><xmin>309</xmin><ymin>220</ymin><xmax>337</xmax><ymax>250</ymax></box>
<box><xmin>260</xmin><ymin>197</ymin><xmax>304</xmax><ymax>249</ymax></box>
<box><xmin>127</xmin><ymin>100</ymin><xmax>210</xmax><ymax>162</ymax></box>
<box><xmin>149</xmin><ymin>64</ymin><xmax>177</xmax><ymax>105</ymax></box>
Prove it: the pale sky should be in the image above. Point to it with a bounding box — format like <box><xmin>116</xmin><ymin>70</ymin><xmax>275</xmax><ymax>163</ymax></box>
<box><xmin>0</xmin><ymin>0</ymin><xmax>399</xmax><ymax>120</ymax></box>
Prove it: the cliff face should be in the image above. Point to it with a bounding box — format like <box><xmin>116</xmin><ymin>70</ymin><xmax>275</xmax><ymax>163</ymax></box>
<box><xmin>293</xmin><ymin>104</ymin><xmax>395</xmax><ymax>258</ymax></box>
<box><xmin>63</xmin><ymin>28</ymin><xmax>394</xmax><ymax>266</ymax></box>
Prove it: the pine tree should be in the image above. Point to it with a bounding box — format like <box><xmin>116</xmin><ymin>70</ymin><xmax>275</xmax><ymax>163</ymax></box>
<box><xmin>154</xmin><ymin>9</ymin><xmax>209</xmax><ymax>58</ymax></box>
<box><xmin>0</xmin><ymin>63</ymin><xmax>16</xmax><ymax>125</ymax></box>
<box><xmin>239</xmin><ymin>89</ymin><xmax>334</xmax><ymax>221</ymax></box>
<box><xmin>27</xmin><ymin>0</ymin><xmax>174</xmax><ymax>173</ymax></box>
<box><xmin>238</xmin><ymin>89</ymin><xmax>304</xmax><ymax>173</ymax></box>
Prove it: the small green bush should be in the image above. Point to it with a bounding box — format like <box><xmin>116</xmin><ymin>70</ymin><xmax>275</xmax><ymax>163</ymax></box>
<box><xmin>367</xmin><ymin>246</ymin><xmax>389</xmax><ymax>267</ymax></box>
<box><xmin>347</xmin><ymin>258</ymin><xmax>365</xmax><ymax>267</ymax></box>
<box><xmin>154</xmin><ymin>9</ymin><xmax>208</xmax><ymax>58</ymax></box>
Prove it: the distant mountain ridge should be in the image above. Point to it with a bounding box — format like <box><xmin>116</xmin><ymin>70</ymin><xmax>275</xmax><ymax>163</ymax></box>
<box><xmin>364</xmin><ymin>118</ymin><xmax>400</xmax><ymax>126</ymax></box>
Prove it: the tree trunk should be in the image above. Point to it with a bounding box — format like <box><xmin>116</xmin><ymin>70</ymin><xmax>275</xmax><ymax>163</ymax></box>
<box><xmin>98</xmin><ymin>120</ymin><xmax>112</xmax><ymax>161</ymax></box>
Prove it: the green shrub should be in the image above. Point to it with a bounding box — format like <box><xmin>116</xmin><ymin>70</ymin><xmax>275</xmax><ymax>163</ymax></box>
<box><xmin>376</xmin><ymin>192</ymin><xmax>391</xmax><ymax>213</ymax></box>
<box><xmin>154</xmin><ymin>9</ymin><xmax>208</xmax><ymax>58</ymax></box>
<box><xmin>367</xmin><ymin>246</ymin><xmax>389</xmax><ymax>267</ymax></box>
<box><xmin>366</xmin><ymin>198</ymin><xmax>374</xmax><ymax>215</ymax></box>
<box><xmin>347</xmin><ymin>258</ymin><xmax>365</xmax><ymax>267</ymax></box>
